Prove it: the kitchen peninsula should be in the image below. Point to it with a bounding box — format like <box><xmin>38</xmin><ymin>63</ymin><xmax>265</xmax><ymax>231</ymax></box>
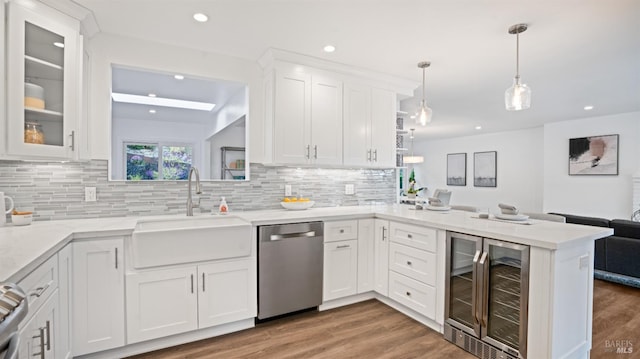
<box><xmin>0</xmin><ymin>206</ymin><xmax>611</xmax><ymax>359</ymax></box>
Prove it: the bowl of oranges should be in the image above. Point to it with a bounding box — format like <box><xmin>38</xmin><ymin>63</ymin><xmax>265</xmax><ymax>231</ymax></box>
<box><xmin>281</xmin><ymin>197</ymin><xmax>315</xmax><ymax>210</ymax></box>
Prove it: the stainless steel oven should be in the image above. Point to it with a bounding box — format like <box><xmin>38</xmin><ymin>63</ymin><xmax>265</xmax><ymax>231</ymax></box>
<box><xmin>444</xmin><ymin>232</ymin><xmax>530</xmax><ymax>359</ymax></box>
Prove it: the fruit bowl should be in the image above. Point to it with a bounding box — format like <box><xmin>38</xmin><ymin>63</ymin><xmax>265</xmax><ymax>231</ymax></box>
<box><xmin>280</xmin><ymin>201</ymin><xmax>315</xmax><ymax>210</ymax></box>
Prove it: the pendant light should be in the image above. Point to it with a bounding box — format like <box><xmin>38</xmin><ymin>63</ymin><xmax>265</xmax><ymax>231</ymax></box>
<box><xmin>417</xmin><ymin>61</ymin><xmax>432</xmax><ymax>126</ymax></box>
<box><xmin>403</xmin><ymin>128</ymin><xmax>424</xmax><ymax>164</ymax></box>
<box><xmin>505</xmin><ymin>23</ymin><xmax>531</xmax><ymax>111</ymax></box>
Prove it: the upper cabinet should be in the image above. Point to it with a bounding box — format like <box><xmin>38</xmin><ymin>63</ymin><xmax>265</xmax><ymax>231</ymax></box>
<box><xmin>260</xmin><ymin>49</ymin><xmax>416</xmax><ymax>168</ymax></box>
<box><xmin>5</xmin><ymin>1</ymin><xmax>83</xmax><ymax>159</ymax></box>
<box><xmin>343</xmin><ymin>84</ymin><xmax>396</xmax><ymax>167</ymax></box>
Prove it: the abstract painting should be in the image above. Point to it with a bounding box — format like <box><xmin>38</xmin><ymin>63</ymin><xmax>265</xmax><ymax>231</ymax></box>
<box><xmin>447</xmin><ymin>153</ymin><xmax>466</xmax><ymax>186</ymax></box>
<box><xmin>569</xmin><ymin>134</ymin><xmax>619</xmax><ymax>175</ymax></box>
<box><xmin>474</xmin><ymin>151</ymin><xmax>497</xmax><ymax>187</ymax></box>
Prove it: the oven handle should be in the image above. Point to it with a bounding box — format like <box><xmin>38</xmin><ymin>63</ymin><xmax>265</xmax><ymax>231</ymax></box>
<box><xmin>479</xmin><ymin>251</ymin><xmax>490</xmax><ymax>328</ymax></box>
<box><xmin>270</xmin><ymin>231</ymin><xmax>316</xmax><ymax>241</ymax></box>
<box><xmin>471</xmin><ymin>250</ymin><xmax>481</xmax><ymax>326</ymax></box>
<box><xmin>2</xmin><ymin>332</ymin><xmax>19</xmax><ymax>359</ymax></box>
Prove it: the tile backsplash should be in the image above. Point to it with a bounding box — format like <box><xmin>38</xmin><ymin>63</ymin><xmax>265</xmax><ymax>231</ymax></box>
<box><xmin>0</xmin><ymin>160</ymin><xmax>396</xmax><ymax>221</ymax></box>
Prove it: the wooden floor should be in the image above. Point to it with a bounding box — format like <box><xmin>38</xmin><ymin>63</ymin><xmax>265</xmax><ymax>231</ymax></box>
<box><xmin>129</xmin><ymin>279</ymin><xmax>639</xmax><ymax>359</ymax></box>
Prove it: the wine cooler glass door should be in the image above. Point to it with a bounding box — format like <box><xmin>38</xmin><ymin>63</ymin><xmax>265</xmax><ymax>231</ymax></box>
<box><xmin>445</xmin><ymin>232</ymin><xmax>482</xmax><ymax>337</ymax></box>
<box><xmin>481</xmin><ymin>238</ymin><xmax>530</xmax><ymax>358</ymax></box>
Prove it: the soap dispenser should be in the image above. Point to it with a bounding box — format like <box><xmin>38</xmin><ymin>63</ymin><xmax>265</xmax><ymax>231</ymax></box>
<box><xmin>219</xmin><ymin>197</ymin><xmax>229</xmax><ymax>215</ymax></box>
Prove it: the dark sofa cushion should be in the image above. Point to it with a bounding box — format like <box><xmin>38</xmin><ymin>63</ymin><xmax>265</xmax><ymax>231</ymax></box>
<box><xmin>610</xmin><ymin>219</ymin><xmax>640</xmax><ymax>239</ymax></box>
<box><xmin>606</xmin><ymin>236</ymin><xmax>640</xmax><ymax>278</ymax></box>
<box><xmin>550</xmin><ymin>213</ymin><xmax>610</xmax><ymax>227</ymax></box>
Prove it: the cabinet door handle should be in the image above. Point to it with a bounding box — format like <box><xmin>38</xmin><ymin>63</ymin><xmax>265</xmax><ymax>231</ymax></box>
<box><xmin>314</xmin><ymin>145</ymin><xmax>318</xmax><ymax>159</ymax></box>
<box><xmin>337</xmin><ymin>244</ymin><xmax>350</xmax><ymax>249</ymax></box>
<box><xmin>305</xmin><ymin>145</ymin><xmax>310</xmax><ymax>159</ymax></box>
<box><xmin>367</xmin><ymin>149</ymin><xmax>371</xmax><ymax>161</ymax></box>
<box><xmin>115</xmin><ymin>248</ymin><xmax>118</xmax><ymax>269</ymax></box>
<box><xmin>373</xmin><ymin>149</ymin><xmax>377</xmax><ymax>161</ymax></box>
<box><xmin>45</xmin><ymin>320</ymin><xmax>51</xmax><ymax>350</ymax></box>
<box><xmin>69</xmin><ymin>130</ymin><xmax>75</xmax><ymax>151</ymax></box>
<box><xmin>191</xmin><ymin>274</ymin><xmax>194</xmax><ymax>294</ymax></box>
<box><xmin>202</xmin><ymin>272</ymin><xmax>205</xmax><ymax>292</ymax></box>
<box><xmin>382</xmin><ymin>227</ymin><xmax>387</xmax><ymax>241</ymax></box>
<box><xmin>407</xmin><ymin>234</ymin><xmax>413</xmax><ymax>239</ymax></box>
<box><xmin>407</xmin><ymin>261</ymin><xmax>412</xmax><ymax>266</ymax></box>
<box><xmin>33</xmin><ymin>327</ymin><xmax>45</xmax><ymax>359</ymax></box>
<box><xmin>406</xmin><ymin>291</ymin><xmax>411</xmax><ymax>297</ymax></box>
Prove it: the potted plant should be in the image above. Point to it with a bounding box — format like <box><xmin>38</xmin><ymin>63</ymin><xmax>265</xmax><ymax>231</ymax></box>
<box><xmin>406</xmin><ymin>168</ymin><xmax>425</xmax><ymax>198</ymax></box>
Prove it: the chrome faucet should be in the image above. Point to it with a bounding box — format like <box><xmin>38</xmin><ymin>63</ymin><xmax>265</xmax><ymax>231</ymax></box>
<box><xmin>186</xmin><ymin>167</ymin><xmax>202</xmax><ymax>216</ymax></box>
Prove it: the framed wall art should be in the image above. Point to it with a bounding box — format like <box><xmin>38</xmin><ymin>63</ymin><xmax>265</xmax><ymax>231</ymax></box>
<box><xmin>447</xmin><ymin>153</ymin><xmax>467</xmax><ymax>186</ymax></box>
<box><xmin>569</xmin><ymin>134</ymin><xmax>619</xmax><ymax>175</ymax></box>
<box><xmin>474</xmin><ymin>151</ymin><xmax>497</xmax><ymax>187</ymax></box>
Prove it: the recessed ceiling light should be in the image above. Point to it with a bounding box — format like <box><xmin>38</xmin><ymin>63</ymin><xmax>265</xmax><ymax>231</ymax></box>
<box><xmin>53</xmin><ymin>42</ymin><xmax>64</xmax><ymax>48</ymax></box>
<box><xmin>584</xmin><ymin>105</ymin><xmax>594</xmax><ymax>110</ymax></box>
<box><xmin>149</xmin><ymin>109</ymin><xmax>156</xmax><ymax>114</ymax></box>
<box><xmin>112</xmin><ymin>93</ymin><xmax>216</xmax><ymax>111</ymax></box>
<box><xmin>475</xmin><ymin>126</ymin><xmax>482</xmax><ymax>130</ymax></box>
<box><xmin>323</xmin><ymin>45</ymin><xmax>336</xmax><ymax>53</ymax></box>
<box><xmin>174</xmin><ymin>74</ymin><xmax>184</xmax><ymax>80</ymax></box>
<box><xmin>148</xmin><ymin>93</ymin><xmax>156</xmax><ymax>97</ymax></box>
<box><xmin>193</xmin><ymin>13</ymin><xmax>208</xmax><ymax>22</ymax></box>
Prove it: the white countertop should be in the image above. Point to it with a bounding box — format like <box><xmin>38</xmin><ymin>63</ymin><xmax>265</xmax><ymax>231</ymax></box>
<box><xmin>0</xmin><ymin>205</ymin><xmax>613</xmax><ymax>283</ymax></box>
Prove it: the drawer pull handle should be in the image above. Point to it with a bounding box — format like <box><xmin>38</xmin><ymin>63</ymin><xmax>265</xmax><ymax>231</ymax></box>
<box><xmin>339</xmin><ymin>229</ymin><xmax>345</xmax><ymax>234</ymax></box>
<box><xmin>407</xmin><ymin>234</ymin><xmax>413</xmax><ymax>239</ymax></box>
<box><xmin>406</xmin><ymin>291</ymin><xmax>411</xmax><ymax>297</ymax></box>
<box><xmin>407</xmin><ymin>261</ymin><xmax>412</xmax><ymax>266</ymax></box>
<box><xmin>337</xmin><ymin>244</ymin><xmax>350</xmax><ymax>249</ymax></box>
<box><xmin>29</xmin><ymin>284</ymin><xmax>50</xmax><ymax>298</ymax></box>
<box><xmin>45</xmin><ymin>320</ymin><xmax>51</xmax><ymax>350</ymax></box>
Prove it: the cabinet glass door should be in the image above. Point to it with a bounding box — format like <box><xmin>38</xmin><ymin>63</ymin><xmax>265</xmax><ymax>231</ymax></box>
<box><xmin>482</xmin><ymin>239</ymin><xmax>529</xmax><ymax>357</ymax></box>
<box><xmin>24</xmin><ymin>21</ymin><xmax>65</xmax><ymax>147</ymax></box>
<box><xmin>446</xmin><ymin>232</ymin><xmax>482</xmax><ymax>337</ymax></box>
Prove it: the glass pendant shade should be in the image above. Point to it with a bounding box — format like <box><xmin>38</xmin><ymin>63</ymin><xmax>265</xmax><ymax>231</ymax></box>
<box><xmin>418</xmin><ymin>100</ymin><xmax>433</xmax><ymax>126</ymax></box>
<box><xmin>505</xmin><ymin>77</ymin><xmax>531</xmax><ymax>111</ymax></box>
<box><xmin>403</xmin><ymin>155</ymin><xmax>424</xmax><ymax>164</ymax></box>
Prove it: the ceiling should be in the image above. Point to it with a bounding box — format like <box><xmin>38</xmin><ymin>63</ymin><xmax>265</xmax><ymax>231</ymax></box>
<box><xmin>111</xmin><ymin>66</ymin><xmax>246</xmax><ymax>124</ymax></box>
<box><xmin>75</xmin><ymin>0</ymin><xmax>640</xmax><ymax>139</ymax></box>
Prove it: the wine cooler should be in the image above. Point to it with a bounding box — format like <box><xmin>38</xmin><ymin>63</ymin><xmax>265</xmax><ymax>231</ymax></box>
<box><xmin>444</xmin><ymin>232</ymin><xmax>530</xmax><ymax>359</ymax></box>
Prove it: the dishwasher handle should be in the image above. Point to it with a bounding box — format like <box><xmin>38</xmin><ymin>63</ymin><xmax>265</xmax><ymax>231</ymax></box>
<box><xmin>270</xmin><ymin>231</ymin><xmax>316</xmax><ymax>241</ymax></box>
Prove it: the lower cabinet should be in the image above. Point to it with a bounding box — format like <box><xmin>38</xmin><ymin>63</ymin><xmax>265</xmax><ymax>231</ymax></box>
<box><xmin>126</xmin><ymin>258</ymin><xmax>256</xmax><ymax>344</ymax></box>
<box><xmin>72</xmin><ymin>237</ymin><xmax>125</xmax><ymax>356</ymax></box>
<box><xmin>323</xmin><ymin>239</ymin><xmax>358</xmax><ymax>301</ymax></box>
<box><xmin>18</xmin><ymin>289</ymin><xmax>60</xmax><ymax>359</ymax></box>
<box><xmin>374</xmin><ymin>219</ymin><xmax>390</xmax><ymax>296</ymax></box>
<box><xmin>357</xmin><ymin>219</ymin><xmax>375</xmax><ymax>293</ymax></box>
<box><xmin>388</xmin><ymin>271</ymin><xmax>436</xmax><ymax>319</ymax></box>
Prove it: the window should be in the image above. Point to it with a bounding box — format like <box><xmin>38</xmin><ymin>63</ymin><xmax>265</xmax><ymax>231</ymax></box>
<box><xmin>125</xmin><ymin>142</ymin><xmax>193</xmax><ymax>180</ymax></box>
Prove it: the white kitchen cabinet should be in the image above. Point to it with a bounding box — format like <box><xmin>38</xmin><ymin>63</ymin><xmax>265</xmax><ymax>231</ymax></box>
<box><xmin>323</xmin><ymin>239</ymin><xmax>358</xmax><ymax>301</ymax></box>
<box><xmin>72</xmin><ymin>238</ymin><xmax>125</xmax><ymax>356</ymax></box>
<box><xmin>126</xmin><ymin>266</ymin><xmax>198</xmax><ymax>344</ymax></box>
<box><xmin>126</xmin><ymin>258</ymin><xmax>256</xmax><ymax>343</ymax></box>
<box><xmin>198</xmin><ymin>259</ymin><xmax>256</xmax><ymax>328</ymax></box>
<box><xmin>374</xmin><ymin>219</ymin><xmax>390</xmax><ymax>296</ymax></box>
<box><xmin>272</xmin><ymin>69</ymin><xmax>343</xmax><ymax>165</ymax></box>
<box><xmin>343</xmin><ymin>84</ymin><xmax>396</xmax><ymax>167</ymax></box>
<box><xmin>57</xmin><ymin>244</ymin><xmax>72</xmax><ymax>359</ymax></box>
<box><xmin>5</xmin><ymin>1</ymin><xmax>82</xmax><ymax>159</ymax></box>
<box><xmin>18</xmin><ymin>289</ymin><xmax>60</xmax><ymax>359</ymax></box>
<box><xmin>357</xmin><ymin>219</ymin><xmax>375</xmax><ymax>293</ymax></box>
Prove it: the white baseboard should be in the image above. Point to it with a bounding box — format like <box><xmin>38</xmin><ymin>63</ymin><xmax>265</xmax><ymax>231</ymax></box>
<box><xmin>75</xmin><ymin>319</ymin><xmax>254</xmax><ymax>359</ymax></box>
<box><xmin>375</xmin><ymin>295</ymin><xmax>443</xmax><ymax>334</ymax></box>
<box><xmin>318</xmin><ymin>292</ymin><xmax>376</xmax><ymax>311</ymax></box>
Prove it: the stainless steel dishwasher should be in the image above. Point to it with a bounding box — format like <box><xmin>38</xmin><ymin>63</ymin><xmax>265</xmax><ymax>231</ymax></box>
<box><xmin>258</xmin><ymin>222</ymin><xmax>323</xmax><ymax>320</ymax></box>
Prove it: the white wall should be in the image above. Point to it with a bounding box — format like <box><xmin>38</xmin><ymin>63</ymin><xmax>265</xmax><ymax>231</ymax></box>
<box><xmin>543</xmin><ymin>112</ymin><xmax>640</xmax><ymax>219</ymax></box>
<box><xmin>86</xmin><ymin>33</ymin><xmax>264</xmax><ymax>162</ymax></box>
<box><xmin>413</xmin><ymin>127</ymin><xmax>544</xmax><ymax>213</ymax></box>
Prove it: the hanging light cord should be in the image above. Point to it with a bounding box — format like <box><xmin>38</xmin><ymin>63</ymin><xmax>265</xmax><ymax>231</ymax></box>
<box><xmin>515</xmin><ymin>30</ymin><xmax>520</xmax><ymax>81</ymax></box>
<box><xmin>422</xmin><ymin>66</ymin><xmax>426</xmax><ymax>106</ymax></box>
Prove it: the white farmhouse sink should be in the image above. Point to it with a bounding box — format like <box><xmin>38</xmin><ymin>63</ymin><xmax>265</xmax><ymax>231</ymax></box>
<box><xmin>131</xmin><ymin>216</ymin><xmax>252</xmax><ymax>268</ymax></box>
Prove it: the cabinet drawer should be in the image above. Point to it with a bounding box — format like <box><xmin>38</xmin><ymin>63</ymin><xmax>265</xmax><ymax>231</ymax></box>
<box><xmin>324</xmin><ymin>220</ymin><xmax>358</xmax><ymax>242</ymax></box>
<box><xmin>388</xmin><ymin>271</ymin><xmax>435</xmax><ymax>320</ymax></box>
<box><xmin>389</xmin><ymin>243</ymin><xmax>436</xmax><ymax>286</ymax></box>
<box><xmin>389</xmin><ymin>222</ymin><xmax>437</xmax><ymax>252</ymax></box>
<box><xmin>18</xmin><ymin>254</ymin><xmax>58</xmax><ymax>322</ymax></box>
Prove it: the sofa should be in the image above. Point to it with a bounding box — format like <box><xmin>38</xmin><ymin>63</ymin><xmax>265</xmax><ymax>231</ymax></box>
<box><xmin>551</xmin><ymin>213</ymin><xmax>640</xmax><ymax>287</ymax></box>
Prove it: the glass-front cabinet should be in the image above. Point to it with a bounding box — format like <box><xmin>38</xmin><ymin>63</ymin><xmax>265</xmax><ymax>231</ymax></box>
<box><xmin>6</xmin><ymin>1</ymin><xmax>82</xmax><ymax>159</ymax></box>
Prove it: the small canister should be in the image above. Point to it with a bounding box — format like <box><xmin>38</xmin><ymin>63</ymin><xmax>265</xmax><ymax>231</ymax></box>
<box><xmin>24</xmin><ymin>122</ymin><xmax>45</xmax><ymax>144</ymax></box>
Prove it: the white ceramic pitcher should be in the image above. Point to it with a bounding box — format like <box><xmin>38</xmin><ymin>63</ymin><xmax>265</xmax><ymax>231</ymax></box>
<box><xmin>0</xmin><ymin>192</ymin><xmax>15</xmax><ymax>227</ymax></box>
